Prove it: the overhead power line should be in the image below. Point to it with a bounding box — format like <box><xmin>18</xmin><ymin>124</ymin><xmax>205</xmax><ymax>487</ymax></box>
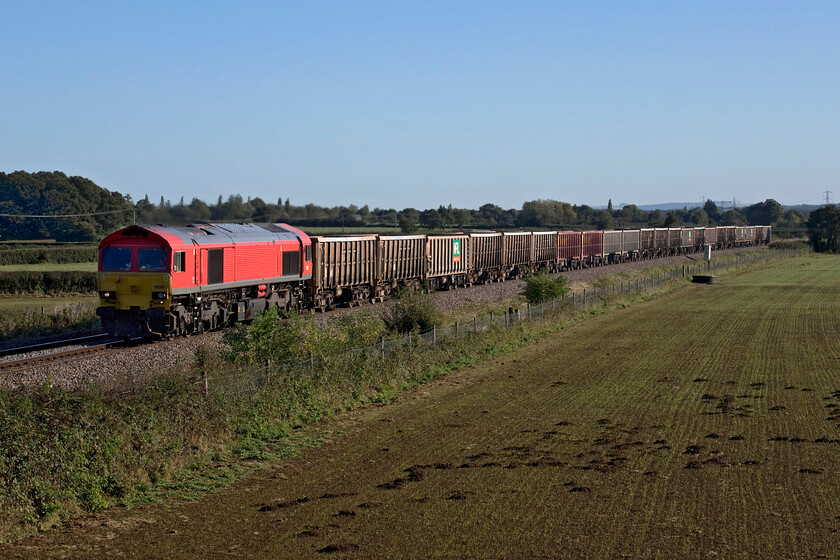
<box><xmin>0</xmin><ymin>209</ymin><xmax>130</xmax><ymax>218</ymax></box>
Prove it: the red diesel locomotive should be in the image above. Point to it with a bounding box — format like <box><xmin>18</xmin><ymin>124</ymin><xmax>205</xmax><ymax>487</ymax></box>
<box><xmin>96</xmin><ymin>223</ymin><xmax>312</xmax><ymax>338</ymax></box>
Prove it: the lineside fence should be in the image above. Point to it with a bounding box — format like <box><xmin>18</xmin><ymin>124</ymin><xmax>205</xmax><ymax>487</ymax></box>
<box><xmin>198</xmin><ymin>248</ymin><xmax>805</xmax><ymax>397</ymax></box>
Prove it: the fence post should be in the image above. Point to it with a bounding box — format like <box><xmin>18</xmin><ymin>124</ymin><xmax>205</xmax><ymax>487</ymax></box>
<box><xmin>455</xmin><ymin>321</ymin><xmax>459</xmax><ymax>337</ymax></box>
<box><xmin>473</xmin><ymin>317</ymin><xmax>477</xmax><ymax>333</ymax></box>
<box><xmin>432</xmin><ymin>325</ymin><xmax>436</xmax><ymax>347</ymax></box>
<box><xmin>380</xmin><ymin>337</ymin><xmax>385</xmax><ymax>357</ymax></box>
<box><xmin>202</xmin><ymin>368</ymin><xmax>208</xmax><ymax>397</ymax></box>
<box><xmin>267</xmin><ymin>359</ymin><xmax>272</xmax><ymax>384</ymax></box>
<box><xmin>526</xmin><ymin>303</ymin><xmax>530</xmax><ymax>319</ymax></box>
<box><xmin>583</xmin><ymin>289</ymin><xmax>586</xmax><ymax>306</ymax></box>
<box><xmin>504</xmin><ymin>311</ymin><xmax>508</xmax><ymax>329</ymax></box>
<box><xmin>309</xmin><ymin>353</ymin><xmax>314</xmax><ymax>369</ymax></box>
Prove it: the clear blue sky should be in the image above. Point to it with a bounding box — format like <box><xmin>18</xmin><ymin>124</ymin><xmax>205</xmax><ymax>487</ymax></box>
<box><xmin>2</xmin><ymin>1</ymin><xmax>838</xmax><ymax>210</ymax></box>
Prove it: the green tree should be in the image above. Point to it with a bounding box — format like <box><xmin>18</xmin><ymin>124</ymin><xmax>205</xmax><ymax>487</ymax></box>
<box><xmin>0</xmin><ymin>171</ymin><xmax>133</xmax><ymax>241</ymax></box>
<box><xmin>807</xmin><ymin>205</ymin><xmax>840</xmax><ymax>253</ymax></box>
<box><xmin>720</xmin><ymin>209</ymin><xmax>747</xmax><ymax>226</ymax></box>
<box><xmin>399</xmin><ymin>217</ymin><xmax>419</xmax><ymax>234</ymax></box>
<box><xmin>743</xmin><ymin>199</ymin><xmax>784</xmax><ymax>225</ymax></box>
<box><xmin>518</xmin><ymin>200</ymin><xmax>577</xmax><ymax>227</ymax></box>
<box><xmin>703</xmin><ymin>199</ymin><xmax>720</xmax><ymax>223</ymax></box>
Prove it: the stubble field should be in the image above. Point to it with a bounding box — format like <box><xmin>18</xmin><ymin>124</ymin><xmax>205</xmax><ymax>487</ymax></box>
<box><xmin>3</xmin><ymin>254</ymin><xmax>839</xmax><ymax>559</ymax></box>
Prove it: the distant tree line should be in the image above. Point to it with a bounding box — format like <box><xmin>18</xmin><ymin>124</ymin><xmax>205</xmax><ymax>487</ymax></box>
<box><xmin>137</xmin><ymin>195</ymin><xmax>805</xmax><ymax>233</ymax></box>
<box><xmin>0</xmin><ymin>170</ymin><xmax>808</xmax><ymax>241</ymax></box>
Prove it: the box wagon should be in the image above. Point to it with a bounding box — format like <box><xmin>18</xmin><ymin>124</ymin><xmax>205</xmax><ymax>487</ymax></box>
<box><xmin>622</xmin><ymin>229</ymin><xmax>641</xmax><ymax>260</ymax></box>
<box><xmin>755</xmin><ymin>226</ymin><xmax>771</xmax><ymax>245</ymax></box>
<box><xmin>533</xmin><ymin>232</ymin><xmax>559</xmax><ymax>270</ymax></box>
<box><xmin>376</xmin><ymin>235</ymin><xmax>426</xmax><ymax>297</ymax></box>
<box><xmin>668</xmin><ymin>228</ymin><xmax>683</xmax><ymax>254</ymax></box>
<box><xmin>427</xmin><ymin>234</ymin><xmax>471</xmax><ymax>289</ymax></box>
<box><xmin>693</xmin><ymin>227</ymin><xmax>707</xmax><ymax>251</ymax></box>
<box><xmin>717</xmin><ymin>226</ymin><xmax>735</xmax><ymax>248</ymax></box>
<box><xmin>470</xmin><ymin>232</ymin><xmax>503</xmax><ymax>282</ymax></box>
<box><xmin>640</xmin><ymin>229</ymin><xmax>655</xmax><ymax>258</ymax></box>
<box><xmin>603</xmin><ymin>230</ymin><xmax>623</xmax><ymax>263</ymax></box>
<box><xmin>558</xmin><ymin>231</ymin><xmax>582</xmax><ymax>269</ymax></box>
<box><xmin>654</xmin><ymin>228</ymin><xmax>669</xmax><ymax>255</ymax></box>
<box><xmin>741</xmin><ymin>226</ymin><xmax>756</xmax><ymax>245</ymax></box>
<box><xmin>311</xmin><ymin>236</ymin><xmax>377</xmax><ymax>310</ymax></box>
<box><xmin>704</xmin><ymin>226</ymin><xmax>717</xmax><ymax>247</ymax></box>
<box><xmin>582</xmin><ymin>231</ymin><xmax>604</xmax><ymax>266</ymax></box>
<box><xmin>503</xmin><ymin>232</ymin><xmax>533</xmax><ymax>276</ymax></box>
<box><xmin>680</xmin><ymin>228</ymin><xmax>694</xmax><ymax>253</ymax></box>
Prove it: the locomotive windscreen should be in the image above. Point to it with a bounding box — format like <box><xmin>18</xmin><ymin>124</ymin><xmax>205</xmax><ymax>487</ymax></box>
<box><xmin>102</xmin><ymin>247</ymin><xmax>132</xmax><ymax>271</ymax></box>
<box><xmin>138</xmin><ymin>248</ymin><xmax>167</xmax><ymax>271</ymax></box>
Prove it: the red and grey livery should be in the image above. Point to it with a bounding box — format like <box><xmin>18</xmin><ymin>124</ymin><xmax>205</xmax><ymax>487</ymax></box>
<box><xmin>96</xmin><ymin>223</ymin><xmax>311</xmax><ymax>338</ymax></box>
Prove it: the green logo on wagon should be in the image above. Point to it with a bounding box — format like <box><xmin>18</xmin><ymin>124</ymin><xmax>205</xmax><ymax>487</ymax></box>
<box><xmin>453</xmin><ymin>239</ymin><xmax>461</xmax><ymax>263</ymax></box>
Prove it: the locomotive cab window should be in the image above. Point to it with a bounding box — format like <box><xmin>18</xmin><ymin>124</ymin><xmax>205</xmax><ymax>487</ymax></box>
<box><xmin>305</xmin><ymin>245</ymin><xmax>311</xmax><ymax>262</ymax></box>
<box><xmin>102</xmin><ymin>247</ymin><xmax>132</xmax><ymax>271</ymax></box>
<box><xmin>173</xmin><ymin>251</ymin><xmax>186</xmax><ymax>272</ymax></box>
<box><xmin>138</xmin><ymin>248</ymin><xmax>168</xmax><ymax>271</ymax></box>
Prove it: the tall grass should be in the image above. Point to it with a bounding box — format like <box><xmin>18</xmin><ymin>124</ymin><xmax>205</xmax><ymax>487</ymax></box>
<box><xmin>0</xmin><ymin>302</ymin><xmax>99</xmax><ymax>345</ymax></box>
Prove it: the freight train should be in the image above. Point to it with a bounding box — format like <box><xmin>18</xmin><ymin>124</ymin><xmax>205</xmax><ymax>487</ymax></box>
<box><xmin>96</xmin><ymin>223</ymin><xmax>770</xmax><ymax>338</ymax></box>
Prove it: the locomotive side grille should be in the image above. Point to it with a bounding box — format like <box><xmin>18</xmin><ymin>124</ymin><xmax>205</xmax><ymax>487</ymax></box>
<box><xmin>283</xmin><ymin>250</ymin><xmax>300</xmax><ymax>276</ymax></box>
<box><xmin>207</xmin><ymin>249</ymin><xmax>224</xmax><ymax>284</ymax></box>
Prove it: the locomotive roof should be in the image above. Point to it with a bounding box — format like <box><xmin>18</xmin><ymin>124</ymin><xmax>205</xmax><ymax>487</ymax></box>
<box><xmin>106</xmin><ymin>223</ymin><xmax>308</xmax><ymax>246</ymax></box>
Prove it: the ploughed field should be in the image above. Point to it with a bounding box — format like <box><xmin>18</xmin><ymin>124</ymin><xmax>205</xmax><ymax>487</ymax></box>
<box><xmin>4</xmin><ymin>255</ymin><xmax>839</xmax><ymax>559</ymax></box>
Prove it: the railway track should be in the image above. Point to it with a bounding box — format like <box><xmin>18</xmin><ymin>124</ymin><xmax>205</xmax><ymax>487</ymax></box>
<box><xmin>0</xmin><ymin>335</ymin><xmax>135</xmax><ymax>375</ymax></box>
<box><xmin>0</xmin><ymin>333</ymin><xmax>109</xmax><ymax>358</ymax></box>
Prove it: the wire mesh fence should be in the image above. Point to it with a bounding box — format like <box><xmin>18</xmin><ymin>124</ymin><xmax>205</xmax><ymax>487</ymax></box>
<box><xmin>198</xmin><ymin>247</ymin><xmax>803</xmax><ymax>397</ymax></box>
